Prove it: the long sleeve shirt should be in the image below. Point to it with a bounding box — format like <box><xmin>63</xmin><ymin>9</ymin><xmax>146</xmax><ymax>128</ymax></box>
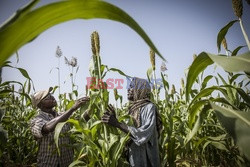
<box><xmin>30</xmin><ymin>110</ymin><xmax>73</xmax><ymax>167</ymax></box>
<box><xmin>128</xmin><ymin>103</ymin><xmax>161</xmax><ymax>167</ymax></box>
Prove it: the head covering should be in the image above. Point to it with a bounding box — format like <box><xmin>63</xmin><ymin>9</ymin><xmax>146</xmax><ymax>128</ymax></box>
<box><xmin>128</xmin><ymin>77</ymin><xmax>162</xmax><ymax>134</ymax></box>
<box><xmin>129</xmin><ymin>77</ymin><xmax>151</xmax><ymax>101</ymax></box>
<box><xmin>31</xmin><ymin>87</ymin><xmax>53</xmax><ymax>108</ymax></box>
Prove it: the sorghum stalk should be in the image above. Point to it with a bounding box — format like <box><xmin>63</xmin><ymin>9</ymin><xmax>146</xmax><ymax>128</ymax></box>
<box><xmin>239</xmin><ymin>18</ymin><xmax>250</xmax><ymax>50</ymax></box>
<box><xmin>91</xmin><ymin>31</ymin><xmax>108</xmax><ymax>159</ymax></box>
<box><xmin>56</xmin><ymin>46</ymin><xmax>62</xmax><ymax>110</ymax></box>
<box><xmin>150</xmin><ymin>49</ymin><xmax>158</xmax><ymax>102</ymax></box>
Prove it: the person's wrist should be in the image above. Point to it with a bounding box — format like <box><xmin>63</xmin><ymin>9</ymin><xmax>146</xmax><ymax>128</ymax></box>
<box><xmin>115</xmin><ymin>121</ymin><xmax>121</xmax><ymax>128</ymax></box>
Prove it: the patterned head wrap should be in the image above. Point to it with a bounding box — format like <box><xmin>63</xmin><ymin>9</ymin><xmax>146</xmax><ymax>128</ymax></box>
<box><xmin>128</xmin><ymin>77</ymin><xmax>162</xmax><ymax>134</ymax></box>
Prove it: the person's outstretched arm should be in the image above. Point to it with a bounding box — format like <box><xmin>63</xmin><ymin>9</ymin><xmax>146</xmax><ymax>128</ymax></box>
<box><xmin>42</xmin><ymin>97</ymin><xmax>89</xmax><ymax>134</ymax></box>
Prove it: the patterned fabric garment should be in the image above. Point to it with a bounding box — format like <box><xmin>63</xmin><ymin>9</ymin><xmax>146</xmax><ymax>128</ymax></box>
<box><xmin>128</xmin><ymin>77</ymin><xmax>162</xmax><ymax>132</ymax></box>
<box><xmin>30</xmin><ymin>110</ymin><xmax>73</xmax><ymax>167</ymax></box>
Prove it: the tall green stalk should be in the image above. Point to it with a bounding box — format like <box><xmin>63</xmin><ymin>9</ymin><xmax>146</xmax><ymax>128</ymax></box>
<box><xmin>91</xmin><ymin>31</ymin><xmax>108</xmax><ymax>165</ymax></box>
<box><xmin>56</xmin><ymin>46</ymin><xmax>62</xmax><ymax>110</ymax></box>
<box><xmin>239</xmin><ymin>18</ymin><xmax>250</xmax><ymax>50</ymax></box>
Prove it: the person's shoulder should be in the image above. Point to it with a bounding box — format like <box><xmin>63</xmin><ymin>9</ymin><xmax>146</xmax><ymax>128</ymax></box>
<box><xmin>141</xmin><ymin>103</ymin><xmax>156</xmax><ymax>113</ymax></box>
<box><xmin>145</xmin><ymin>102</ymin><xmax>156</xmax><ymax>109</ymax></box>
<box><xmin>30</xmin><ymin>110</ymin><xmax>46</xmax><ymax>121</ymax></box>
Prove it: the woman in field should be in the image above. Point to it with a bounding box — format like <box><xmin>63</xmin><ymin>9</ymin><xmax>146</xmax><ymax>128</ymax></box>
<box><xmin>102</xmin><ymin>77</ymin><xmax>162</xmax><ymax>167</ymax></box>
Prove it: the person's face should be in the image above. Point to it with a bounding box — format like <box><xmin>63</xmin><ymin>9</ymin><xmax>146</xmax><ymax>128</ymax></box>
<box><xmin>127</xmin><ymin>84</ymin><xmax>134</xmax><ymax>101</ymax></box>
<box><xmin>40</xmin><ymin>93</ymin><xmax>57</xmax><ymax>109</ymax></box>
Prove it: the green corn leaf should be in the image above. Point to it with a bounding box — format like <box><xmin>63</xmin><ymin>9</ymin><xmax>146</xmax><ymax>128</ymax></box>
<box><xmin>4</xmin><ymin>65</ymin><xmax>32</xmax><ymax>80</ymax></box>
<box><xmin>69</xmin><ymin>160</ymin><xmax>84</xmax><ymax>167</ymax></box>
<box><xmin>194</xmin><ymin>136</ymin><xmax>208</xmax><ymax>149</ymax></box>
<box><xmin>201</xmin><ymin>75</ymin><xmax>213</xmax><ymax>90</ymax></box>
<box><xmin>185</xmin><ymin>115</ymin><xmax>201</xmax><ymax>144</ymax></box>
<box><xmin>112</xmin><ymin>133</ymin><xmax>129</xmax><ymax>163</ymax></box>
<box><xmin>186</xmin><ymin>52</ymin><xmax>214</xmax><ymax>101</ymax></box>
<box><xmin>207</xmin><ymin>52</ymin><xmax>250</xmax><ymax>73</ymax></box>
<box><xmin>188</xmin><ymin>100</ymin><xmax>208</xmax><ymax>128</ymax></box>
<box><xmin>0</xmin><ymin>81</ymin><xmax>23</xmax><ymax>88</ymax></box>
<box><xmin>188</xmin><ymin>86</ymin><xmax>226</xmax><ymax>111</ymax></box>
<box><xmin>217</xmin><ymin>20</ymin><xmax>238</xmax><ymax>53</ymax></box>
<box><xmin>202</xmin><ymin>140</ymin><xmax>212</xmax><ymax>153</ymax></box>
<box><xmin>210</xmin><ymin>102</ymin><xmax>250</xmax><ymax>160</ymax></box>
<box><xmin>0</xmin><ymin>0</ymin><xmax>164</xmax><ymax>66</ymax></box>
<box><xmin>161</xmin><ymin>72</ymin><xmax>169</xmax><ymax>91</ymax></box>
<box><xmin>231</xmin><ymin>45</ymin><xmax>246</xmax><ymax>56</ymax></box>
<box><xmin>229</xmin><ymin>73</ymin><xmax>244</xmax><ymax>84</ymax></box>
<box><xmin>54</xmin><ymin>122</ymin><xmax>68</xmax><ymax>156</ymax></box>
<box><xmin>67</xmin><ymin>119</ymin><xmax>82</xmax><ymax>132</ymax></box>
<box><xmin>208</xmin><ymin>134</ymin><xmax>227</xmax><ymax>141</ymax></box>
<box><xmin>147</xmin><ymin>67</ymin><xmax>153</xmax><ymax>83</ymax></box>
<box><xmin>17</xmin><ymin>67</ymin><xmax>32</xmax><ymax>80</ymax></box>
<box><xmin>211</xmin><ymin>141</ymin><xmax>228</xmax><ymax>151</ymax></box>
<box><xmin>236</xmin><ymin>87</ymin><xmax>250</xmax><ymax>105</ymax></box>
<box><xmin>108</xmin><ymin>67</ymin><xmax>131</xmax><ymax>78</ymax></box>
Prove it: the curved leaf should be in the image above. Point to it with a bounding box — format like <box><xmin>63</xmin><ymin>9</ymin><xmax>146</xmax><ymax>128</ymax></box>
<box><xmin>201</xmin><ymin>75</ymin><xmax>213</xmax><ymax>90</ymax></box>
<box><xmin>69</xmin><ymin>160</ymin><xmax>84</xmax><ymax>167</ymax></box>
<box><xmin>210</xmin><ymin>102</ymin><xmax>250</xmax><ymax>160</ymax></box>
<box><xmin>231</xmin><ymin>45</ymin><xmax>246</xmax><ymax>56</ymax></box>
<box><xmin>54</xmin><ymin>122</ymin><xmax>68</xmax><ymax>156</ymax></box>
<box><xmin>186</xmin><ymin>52</ymin><xmax>214</xmax><ymax>101</ymax></box>
<box><xmin>207</xmin><ymin>52</ymin><xmax>250</xmax><ymax>73</ymax></box>
<box><xmin>0</xmin><ymin>0</ymin><xmax>164</xmax><ymax>65</ymax></box>
<box><xmin>229</xmin><ymin>73</ymin><xmax>244</xmax><ymax>84</ymax></box>
<box><xmin>108</xmin><ymin>67</ymin><xmax>131</xmax><ymax>78</ymax></box>
<box><xmin>188</xmin><ymin>100</ymin><xmax>208</xmax><ymax>128</ymax></box>
<box><xmin>185</xmin><ymin>115</ymin><xmax>201</xmax><ymax>144</ymax></box>
<box><xmin>217</xmin><ymin>20</ymin><xmax>238</xmax><ymax>53</ymax></box>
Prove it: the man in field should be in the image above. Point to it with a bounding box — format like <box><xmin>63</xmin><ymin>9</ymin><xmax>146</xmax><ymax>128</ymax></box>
<box><xmin>30</xmin><ymin>87</ymin><xmax>90</xmax><ymax>167</ymax></box>
<box><xmin>102</xmin><ymin>77</ymin><xmax>162</xmax><ymax>167</ymax></box>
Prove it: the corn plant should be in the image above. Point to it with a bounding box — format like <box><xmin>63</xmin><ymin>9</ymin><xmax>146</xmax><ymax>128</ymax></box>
<box><xmin>54</xmin><ymin>31</ymin><xmax>130</xmax><ymax>167</ymax></box>
<box><xmin>0</xmin><ymin>62</ymin><xmax>37</xmax><ymax>166</ymax></box>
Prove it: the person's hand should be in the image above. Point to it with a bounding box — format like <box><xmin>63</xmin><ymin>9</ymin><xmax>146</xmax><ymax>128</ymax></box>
<box><xmin>101</xmin><ymin>104</ymin><xmax>119</xmax><ymax>127</ymax></box>
<box><xmin>72</xmin><ymin>96</ymin><xmax>90</xmax><ymax>110</ymax></box>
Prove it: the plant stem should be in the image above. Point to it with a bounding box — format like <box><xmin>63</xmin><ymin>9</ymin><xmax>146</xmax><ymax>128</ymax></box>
<box><xmin>239</xmin><ymin>18</ymin><xmax>250</xmax><ymax>50</ymax></box>
<box><xmin>96</xmin><ymin>53</ymin><xmax>108</xmax><ymax>156</ymax></box>
<box><xmin>153</xmin><ymin>70</ymin><xmax>158</xmax><ymax>102</ymax></box>
<box><xmin>58</xmin><ymin>58</ymin><xmax>61</xmax><ymax>95</ymax></box>
<box><xmin>58</xmin><ymin>58</ymin><xmax>61</xmax><ymax>111</ymax></box>
<box><xmin>71</xmin><ymin>66</ymin><xmax>74</xmax><ymax>92</ymax></box>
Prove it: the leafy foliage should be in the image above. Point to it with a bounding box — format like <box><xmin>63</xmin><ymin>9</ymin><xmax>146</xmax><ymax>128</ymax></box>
<box><xmin>1</xmin><ymin>0</ymin><xmax>250</xmax><ymax>166</ymax></box>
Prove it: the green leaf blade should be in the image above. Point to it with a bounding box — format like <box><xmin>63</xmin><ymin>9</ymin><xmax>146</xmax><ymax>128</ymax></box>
<box><xmin>186</xmin><ymin>52</ymin><xmax>214</xmax><ymax>101</ymax></box>
<box><xmin>0</xmin><ymin>0</ymin><xmax>164</xmax><ymax>65</ymax></box>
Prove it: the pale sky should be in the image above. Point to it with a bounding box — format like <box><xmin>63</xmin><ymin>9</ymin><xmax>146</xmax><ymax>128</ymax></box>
<box><xmin>1</xmin><ymin>0</ymin><xmax>250</xmax><ymax>105</ymax></box>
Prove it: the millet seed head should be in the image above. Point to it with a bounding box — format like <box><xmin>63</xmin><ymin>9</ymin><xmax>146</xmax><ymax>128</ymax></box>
<box><xmin>171</xmin><ymin>84</ymin><xmax>176</xmax><ymax>94</ymax></box>
<box><xmin>232</xmin><ymin>0</ymin><xmax>243</xmax><ymax>18</ymax></box>
<box><xmin>181</xmin><ymin>78</ymin><xmax>185</xmax><ymax>88</ymax></box>
<box><xmin>91</xmin><ymin>31</ymin><xmax>100</xmax><ymax>55</ymax></box>
<box><xmin>150</xmin><ymin>48</ymin><xmax>156</xmax><ymax>70</ymax></box>
<box><xmin>222</xmin><ymin>38</ymin><xmax>228</xmax><ymax>51</ymax></box>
